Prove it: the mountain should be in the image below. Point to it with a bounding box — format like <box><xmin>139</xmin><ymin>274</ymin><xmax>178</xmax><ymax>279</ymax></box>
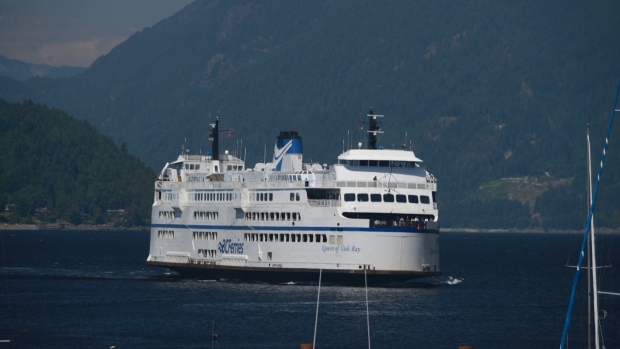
<box><xmin>0</xmin><ymin>0</ymin><xmax>619</xmax><ymax>230</ymax></box>
<box><xmin>0</xmin><ymin>99</ymin><xmax>155</xmax><ymax>226</ymax></box>
<box><xmin>0</xmin><ymin>55</ymin><xmax>84</xmax><ymax>81</ymax></box>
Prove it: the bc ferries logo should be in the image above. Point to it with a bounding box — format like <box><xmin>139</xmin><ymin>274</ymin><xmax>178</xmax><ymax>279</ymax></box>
<box><xmin>273</xmin><ymin>140</ymin><xmax>292</xmax><ymax>165</ymax></box>
<box><xmin>218</xmin><ymin>239</ymin><xmax>244</xmax><ymax>254</ymax></box>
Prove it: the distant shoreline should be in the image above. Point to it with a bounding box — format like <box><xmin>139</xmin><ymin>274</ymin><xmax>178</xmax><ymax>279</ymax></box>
<box><xmin>2</xmin><ymin>223</ymin><xmax>617</xmax><ymax>234</ymax></box>
<box><xmin>440</xmin><ymin>227</ymin><xmax>620</xmax><ymax>234</ymax></box>
<box><xmin>1</xmin><ymin>223</ymin><xmax>148</xmax><ymax>231</ymax></box>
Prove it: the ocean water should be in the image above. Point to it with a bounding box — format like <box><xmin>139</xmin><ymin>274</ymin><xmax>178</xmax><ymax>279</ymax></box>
<box><xmin>0</xmin><ymin>230</ymin><xmax>619</xmax><ymax>349</ymax></box>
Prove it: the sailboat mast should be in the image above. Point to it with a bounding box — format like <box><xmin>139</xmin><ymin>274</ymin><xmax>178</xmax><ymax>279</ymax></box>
<box><xmin>587</xmin><ymin>124</ymin><xmax>592</xmax><ymax>349</ymax></box>
<box><xmin>587</xmin><ymin>124</ymin><xmax>601</xmax><ymax>349</ymax></box>
<box><xmin>560</xmin><ymin>80</ymin><xmax>620</xmax><ymax>349</ymax></box>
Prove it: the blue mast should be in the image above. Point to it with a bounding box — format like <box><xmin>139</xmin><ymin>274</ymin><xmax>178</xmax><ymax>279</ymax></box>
<box><xmin>560</xmin><ymin>80</ymin><xmax>620</xmax><ymax>349</ymax></box>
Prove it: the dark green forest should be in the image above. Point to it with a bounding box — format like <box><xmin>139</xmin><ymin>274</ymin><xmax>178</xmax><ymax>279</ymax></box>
<box><xmin>0</xmin><ymin>0</ymin><xmax>619</xmax><ymax>230</ymax></box>
<box><xmin>0</xmin><ymin>99</ymin><xmax>155</xmax><ymax>226</ymax></box>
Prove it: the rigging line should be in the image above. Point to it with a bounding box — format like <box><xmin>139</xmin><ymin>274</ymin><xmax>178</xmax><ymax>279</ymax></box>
<box><xmin>560</xmin><ymin>79</ymin><xmax>620</xmax><ymax>349</ymax></box>
<box><xmin>313</xmin><ymin>269</ymin><xmax>322</xmax><ymax>349</ymax></box>
<box><xmin>1</xmin><ymin>230</ymin><xmax>15</xmax><ymax>346</ymax></box>
<box><xmin>365</xmin><ymin>268</ymin><xmax>371</xmax><ymax>349</ymax></box>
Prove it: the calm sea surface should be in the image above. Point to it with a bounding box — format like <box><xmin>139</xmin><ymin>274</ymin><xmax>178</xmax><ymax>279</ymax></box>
<box><xmin>1</xmin><ymin>230</ymin><xmax>619</xmax><ymax>349</ymax></box>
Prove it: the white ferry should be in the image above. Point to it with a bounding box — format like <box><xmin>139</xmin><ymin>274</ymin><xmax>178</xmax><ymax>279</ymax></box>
<box><xmin>147</xmin><ymin>109</ymin><xmax>440</xmax><ymax>285</ymax></box>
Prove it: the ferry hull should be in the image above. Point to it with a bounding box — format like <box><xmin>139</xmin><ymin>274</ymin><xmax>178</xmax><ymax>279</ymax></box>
<box><xmin>147</xmin><ymin>260</ymin><xmax>441</xmax><ymax>286</ymax></box>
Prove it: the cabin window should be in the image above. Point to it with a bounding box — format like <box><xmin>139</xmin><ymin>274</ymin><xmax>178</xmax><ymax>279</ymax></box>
<box><xmin>432</xmin><ymin>191</ymin><xmax>437</xmax><ymax>203</ymax></box>
<box><xmin>370</xmin><ymin>194</ymin><xmax>381</xmax><ymax>202</ymax></box>
<box><xmin>329</xmin><ymin>235</ymin><xmax>335</xmax><ymax>244</ymax></box>
<box><xmin>379</xmin><ymin>160</ymin><xmax>389</xmax><ymax>167</ymax></box>
<box><xmin>383</xmin><ymin>194</ymin><xmax>394</xmax><ymax>202</ymax></box>
<box><xmin>344</xmin><ymin>193</ymin><xmax>355</xmax><ymax>202</ymax></box>
<box><xmin>337</xmin><ymin>235</ymin><xmax>343</xmax><ymax>244</ymax></box>
<box><xmin>408</xmin><ymin>195</ymin><xmax>419</xmax><ymax>203</ymax></box>
<box><xmin>396</xmin><ymin>194</ymin><xmax>407</xmax><ymax>203</ymax></box>
<box><xmin>359</xmin><ymin>160</ymin><xmax>368</xmax><ymax>166</ymax></box>
<box><xmin>268</xmin><ymin>252</ymin><xmax>272</xmax><ymax>260</ymax></box>
<box><xmin>296</xmin><ymin>193</ymin><xmax>300</xmax><ymax>201</ymax></box>
<box><xmin>421</xmin><ymin>195</ymin><xmax>430</xmax><ymax>204</ymax></box>
<box><xmin>269</xmin><ymin>193</ymin><xmax>274</xmax><ymax>201</ymax></box>
<box><xmin>357</xmin><ymin>193</ymin><xmax>369</xmax><ymax>202</ymax></box>
<box><xmin>369</xmin><ymin>160</ymin><xmax>378</xmax><ymax>166</ymax></box>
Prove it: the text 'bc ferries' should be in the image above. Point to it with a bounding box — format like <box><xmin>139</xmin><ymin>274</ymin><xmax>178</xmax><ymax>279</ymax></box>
<box><xmin>147</xmin><ymin>109</ymin><xmax>440</xmax><ymax>285</ymax></box>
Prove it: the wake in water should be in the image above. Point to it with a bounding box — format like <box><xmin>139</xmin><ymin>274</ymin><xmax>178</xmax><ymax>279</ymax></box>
<box><xmin>0</xmin><ymin>266</ymin><xmax>183</xmax><ymax>282</ymax></box>
<box><xmin>444</xmin><ymin>276</ymin><xmax>464</xmax><ymax>285</ymax></box>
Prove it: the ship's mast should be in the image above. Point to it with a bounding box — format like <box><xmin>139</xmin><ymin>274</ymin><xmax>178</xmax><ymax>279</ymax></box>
<box><xmin>366</xmin><ymin>108</ymin><xmax>384</xmax><ymax>150</ymax></box>
<box><xmin>209</xmin><ymin>116</ymin><xmax>220</xmax><ymax>160</ymax></box>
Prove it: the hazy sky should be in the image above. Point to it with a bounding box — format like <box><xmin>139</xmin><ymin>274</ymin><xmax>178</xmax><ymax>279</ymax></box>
<box><xmin>0</xmin><ymin>0</ymin><xmax>194</xmax><ymax>67</ymax></box>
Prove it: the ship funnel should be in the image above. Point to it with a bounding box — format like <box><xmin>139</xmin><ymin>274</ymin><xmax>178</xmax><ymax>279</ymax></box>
<box><xmin>273</xmin><ymin>131</ymin><xmax>303</xmax><ymax>171</ymax></box>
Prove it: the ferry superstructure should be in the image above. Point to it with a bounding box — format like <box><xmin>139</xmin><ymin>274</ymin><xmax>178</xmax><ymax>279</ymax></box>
<box><xmin>147</xmin><ymin>109</ymin><xmax>440</xmax><ymax>285</ymax></box>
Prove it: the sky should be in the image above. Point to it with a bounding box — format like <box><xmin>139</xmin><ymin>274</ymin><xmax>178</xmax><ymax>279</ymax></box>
<box><xmin>0</xmin><ymin>0</ymin><xmax>194</xmax><ymax>67</ymax></box>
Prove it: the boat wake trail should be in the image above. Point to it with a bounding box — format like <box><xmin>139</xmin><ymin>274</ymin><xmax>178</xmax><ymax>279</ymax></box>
<box><xmin>0</xmin><ymin>267</ymin><xmax>185</xmax><ymax>283</ymax></box>
<box><xmin>442</xmin><ymin>276</ymin><xmax>464</xmax><ymax>285</ymax></box>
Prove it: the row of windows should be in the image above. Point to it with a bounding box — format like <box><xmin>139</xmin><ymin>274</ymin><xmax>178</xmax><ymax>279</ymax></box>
<box><xmin>250</xmin><ymin>192</ymin><xmax>274</xmax><ymax>202</ymax></box>
<box><xmin>244</xmin><ymin>212</ymin><xmax>301</xmax><ymax>221</ymax></box>
<box><xmin>159</xmin><ymin>211</ymin><xmax>174</xmax><ymax>219</ymax></box>
<box><xmin>193</xmin><ymin>211</ymin><xmax>219</xmax><ymax>220</ymax></box>
<box><xmin>340</xmin><ymin>160</ymin><xmax>417</xmax><ymax>168</ymax></box>
<box><xmin>244</xmin><ymin>233</ymin><xmax>327</xmax><ymax>243</ymax></box>
<box><xmin>163</xmin><ymin>193</ymin><xmax>178</xmax><ymax>201</ymax></box>
<box><xmin>193</xmin><ymin>231</ymin><xmax>218</xmax><ymax>240</ymax></box>
<box><xmin>192</xmin><ymin>192</ymin><xmax>235</xmax><ymax>202</ymax></box>
<box><xmin>249</xmin><ymin>192</ymin><xmax>302</xmax><ymax>202</ymax></box>
<box><xmin>158</xmin><ymin>230</ymin><xmax>175</xmax><ymax>239</ymax></box>
<box><xmin>198</xmin><ymin>249</ymin><xmax>217</xmax><ymax>258</ymax></box>
<box><xmin>226</xmin><ymin>165</ymin><xmax>244</xmax><ymax>171</ymax></box>
<box><xmin>185</xmin><ymin>163</ymin><xmax>201</xmax><ymax>170</ymax></box>
<box><xmin>344</xmin><ymin>193</ymin><xmax>431</xmax><ymax>204</ymax></box>
<box><xmin>272</xmin><ymin>174</ymin><xmax>314</xmax><ymax>181</ymax></box>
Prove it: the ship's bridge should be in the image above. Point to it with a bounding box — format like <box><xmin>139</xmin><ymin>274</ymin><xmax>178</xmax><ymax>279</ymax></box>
<box><xmin>337</xmin><ymin>149</ymin><xmax>423</xmax><ymax>168</ymax></box>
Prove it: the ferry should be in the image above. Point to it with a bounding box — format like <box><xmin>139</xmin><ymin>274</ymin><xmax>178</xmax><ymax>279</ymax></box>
<box><xmin>147</xmin><ymin>109</ymin><xmax>440</xmax><ymax>285</ymax></box>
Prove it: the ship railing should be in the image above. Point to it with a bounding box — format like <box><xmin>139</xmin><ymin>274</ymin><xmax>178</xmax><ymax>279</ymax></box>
<box><xmin>307</xmin><ymin>199</ymin><xmax>341</xmax><ymax>207</ymax></box>
<box><xmin>155</xmin><ymin>179</ymin><xmax>341</xmax><ymax>190</ymax></box>
<box><xmin>371</xmin><ymin>219</ymin><xmax>429</xmax><ymax>229</ymax></box>
<box><xmin>335</xmin><ymin>180</ymin><xmax>433</xmax><ymax>190</ymax></box>
<box><xmin>246</xmin><ymin>180</ymin><xmax>337</xmax><ymax>189</ymax></box>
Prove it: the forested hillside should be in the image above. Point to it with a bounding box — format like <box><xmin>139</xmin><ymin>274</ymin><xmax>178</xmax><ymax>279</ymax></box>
<box><xmin>0</xmin><ymin>99</ymin><xmax>155</xmax><ymax>226</ymax></box>
<box><xmin>0</xmin><ymin>0</ymin><xmax>619</xmax><ymax>230</ymax></box>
